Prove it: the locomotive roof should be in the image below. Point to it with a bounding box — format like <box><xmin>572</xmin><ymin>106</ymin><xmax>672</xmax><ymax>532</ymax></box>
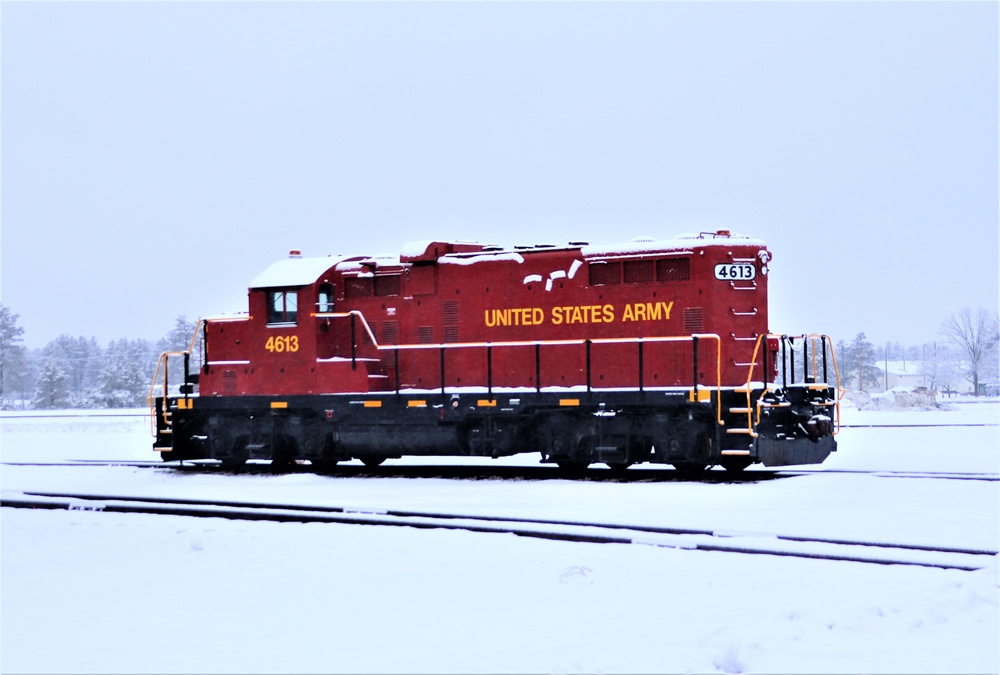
<box><xmin>249</xmin><ymin>255</ymin><xmax>343</xmax><ymax>289</ymax></box>
<box><xmin>249</xmin><ymin>232</ymin><xmax>767</xmax><ymax>288</ymax></box>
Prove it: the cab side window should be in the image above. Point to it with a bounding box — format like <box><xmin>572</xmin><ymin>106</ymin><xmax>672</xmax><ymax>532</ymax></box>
<box><xmin>267</xmin><ymin>290</ymin><xmax>298</xmax><ymax>324</ymax></box>
<box><xmin>317</xmin><ymin>284</ymin><xmax>335</xmax><ymax>313</ymax></box>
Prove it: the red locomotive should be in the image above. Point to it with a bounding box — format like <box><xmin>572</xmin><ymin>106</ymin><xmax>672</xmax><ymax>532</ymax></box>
<box><xmin>151</xmin><ymin>231</ymin><xmax>840</xmax><ymax>472</ymax></box>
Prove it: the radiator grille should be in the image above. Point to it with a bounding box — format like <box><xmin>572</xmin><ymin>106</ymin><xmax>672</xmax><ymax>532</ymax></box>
<box><xmin>344</xmin><ymin>277</ymin><xmax>373</xmax><ymax>298</ymax></box>
<box><xmin>623</xmin><ymin>260</ymin><xmax>654</xmax><ymax>283</ymax></box>
<box><xmin>657</xmin><ymin>258</ymin><xmax>690</xmax><ymax>282</ymax></box>
<box><xmin>374</xmin><ymin>275</ymin><xmax>401</xmax><ymax>297</ymax></box>
<box><xmin>588</xmin><ymin>262</ymin><xmax>621</xmax><ymax>285</ymax></box>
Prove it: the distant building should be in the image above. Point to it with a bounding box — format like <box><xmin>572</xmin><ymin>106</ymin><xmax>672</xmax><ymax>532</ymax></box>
<box><xmin>874</xmin><ymin>360</ymin><xmax>926</xmax><ymax>392</ymax></box>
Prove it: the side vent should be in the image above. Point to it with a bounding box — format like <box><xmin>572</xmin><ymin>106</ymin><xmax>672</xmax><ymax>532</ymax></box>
<box><xmin>683</xmin><ymin>307</ymin><xmax>704</xmax><ymax>334</ymax></box>
<box><xmin>418</xmin><ymin>326</ymin><xmax>435</xmax><ymax>344</ymax></box>
<box><xmin>222</xmin><ymin>370</ymin><xmax>238</xmax><ymax>395</ymax></box>
<box><xmin>382</xmin><ymin>321</ymin><xmax>399</xmax><ymax>345</ymax></box>
<box><xmin>443</xmin><ymin>300</ymin><xmax>460</xmax><ymax>343</ymax></box>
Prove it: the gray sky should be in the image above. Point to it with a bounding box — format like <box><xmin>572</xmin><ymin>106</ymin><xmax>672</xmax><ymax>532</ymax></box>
<box><xmin>2</xmin><ymin>1</ymin><xmax>997</xmax><ymax>350</ymax></box>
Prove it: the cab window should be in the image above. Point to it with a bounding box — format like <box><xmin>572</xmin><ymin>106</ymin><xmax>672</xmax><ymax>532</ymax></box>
<box><xmin>267</xmin><ymin>290</ymin><xmax>298</xmax><ymax>324</ymax></box>
<box><xmin>317</xmin><ymin>284</ymin><xmax>334</xmax><ymax>313</ymax></box>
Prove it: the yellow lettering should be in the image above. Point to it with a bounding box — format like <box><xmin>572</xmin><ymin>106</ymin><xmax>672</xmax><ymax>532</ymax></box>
<box><xmin>486</xmin><ymin>307</ymin><xmax>547</xmax><ymax>328</ymax></box>
<box><xmin>622</xmin><ymin>304</ymin><xmax>635</xmax><ymax>322</ymax></box>
<box><xmin>603</xmin><ymin>304</ymin><xmax>615</xmax><ymax>322</ymax></box>
<box><xmin>264</xmin><ymin>335</ymin><xmax>298</xmax><ymax>353</ymax></box>
<box><xmin>647</xmin><ymin>302</ymin><xmax>661</xmax><ymax>321</ymax></box>
<box><xmin>635</xmin><ymin>304</ymin><xmax>647</xmax><ymax>321</ymax></box>
<box><xmin>662</xmin><ymin>301</ymin><xmax>673</xmax><ymax>320</ymax></box>
<box><xmin>570</xmin><ymin>306</ymin><xmax>583</xmax><ymax>324</ymax></box>
<box><xmin>552</xmin><ymin>307</ymin><xmax>564</xmax><ymax>325</ymax></box>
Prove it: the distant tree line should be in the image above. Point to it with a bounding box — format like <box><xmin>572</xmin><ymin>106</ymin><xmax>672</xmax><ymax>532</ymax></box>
<box><xmin>1</xmin><ymin>304</ymin><xmax>997</xmax><ymax>409</ymax></box>
<box><xmin>830</xmin><ymin>306</ymin><xmax>998</xmax><ymax>395</ymax></box>
<box><xmin>0</xmin><ymin>306</ymin><xmax>196</xmax><ymax>410</ymax></box>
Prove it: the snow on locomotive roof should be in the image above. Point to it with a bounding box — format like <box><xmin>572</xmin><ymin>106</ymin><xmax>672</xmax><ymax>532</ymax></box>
<box><xmin>582</xmin><ymin>232</ymin><xmax>765</xmax><ymax>258</ymax></box>
<box><xmin>249</xmin><ymin>255</ymin><xmax>343</xmax><ymax>289</ymax></box>
<box><xmin>251</xmin><ymin>231</ymin><xmax>767</xmax><ymax>287</ymax></box>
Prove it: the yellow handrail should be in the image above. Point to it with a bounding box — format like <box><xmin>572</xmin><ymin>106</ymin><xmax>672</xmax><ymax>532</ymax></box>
<box><xmin>148</xmin><ymin>319</ymin><xmax>206</xmax><ymax>437</ymax></box>
<box><xmin>738</xmin><ymin>333</ymin><xmax>842</xmax><ymax>438</ymax></box>
<box><xmin>316</xmin><ymin>311</ymin><xmax>725</xmax><ymax>426</ymax></box>
<box><xmin>153</xmin><ymin>311</ymin><xmax>727</xmax><ymax>429</ymax></box>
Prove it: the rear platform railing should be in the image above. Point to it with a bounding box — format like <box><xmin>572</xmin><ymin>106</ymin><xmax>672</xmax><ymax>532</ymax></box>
<box><xmin>148</xmin><ymin>319</ymin><xmax>206</xmax><ymax>437</ymax></box>
<box><xmin>732</xmin><ymin>333</ymin><xmax>841</xmax><ymax>438</ymax></box>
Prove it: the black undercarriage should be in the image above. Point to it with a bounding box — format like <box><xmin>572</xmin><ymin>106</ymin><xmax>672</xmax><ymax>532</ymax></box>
<box><xmin>154</xmin><ymin>385</ymin><xmax>836</xmax><ymax>473</ymax></box>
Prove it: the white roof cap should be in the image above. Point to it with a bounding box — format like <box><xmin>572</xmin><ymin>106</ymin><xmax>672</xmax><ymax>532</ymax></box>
<box><xmin>249</xmin><ymin>256</ymin><xmax>341</xmax><ymax>289</ymax></box>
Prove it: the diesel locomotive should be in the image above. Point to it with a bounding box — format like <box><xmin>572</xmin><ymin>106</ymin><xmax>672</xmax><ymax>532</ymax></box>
<box><xmin>150</xmin><ymin>231</ymin><xmax>840</xmax><ymax>472</ymax></box>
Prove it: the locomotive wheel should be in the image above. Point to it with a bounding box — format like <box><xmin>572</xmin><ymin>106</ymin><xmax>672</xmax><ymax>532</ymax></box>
<box><xmin>671</xmin><ymin>462</ymin><xmax>708</xmax><ymax>477</ymax></box>
<box><xmin>361</xmin><ymin>456</ymin><xmax>386</xmax><ymax>467</ymax></box>
<box><xmin>311</xmin><ymin>459</ymin><xmax>340</xmax><ymax>472</ymax></box>
<box><xmin>219</xmin><ymin>437</ymin><xmax>249</xmax><ymax>470</ymax></box>
<box><xmin>720</xmin><ymin>457</ymin><xmax>753</xmax><ymax>474</ymax></box>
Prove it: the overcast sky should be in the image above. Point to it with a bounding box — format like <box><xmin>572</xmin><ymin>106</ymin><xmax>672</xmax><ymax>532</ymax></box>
<box><xmin>2</xmin><ymin>1</ymin><xmax>997</xmax><ymax>350</ymax></box>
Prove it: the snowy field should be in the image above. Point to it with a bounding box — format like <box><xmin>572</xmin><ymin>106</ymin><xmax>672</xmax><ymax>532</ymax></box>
<box><xmin>2</xmin><ymin>399</ymin><xmax>998</xmax><ymax>674</ymax></box>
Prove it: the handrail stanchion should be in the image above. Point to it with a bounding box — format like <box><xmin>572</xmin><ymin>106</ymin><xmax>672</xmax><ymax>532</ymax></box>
<box><xmin>781</xmin><ymin>336</ymin><xmax>788</xmax><ymax>389</ymax></box>
<box><xmin>803</xmin><ymin>336</ymin><xmax>809</xmax><ymax>382</ymax></box>
<box><xmin>763</xmin><ymin>334</ymin><xmax>769</xmax><ymax>386</ymax></box>
<box><xmin>394</xmin><ymin>348</ymin><xmax>400</xmax><ymax>395</ymax></box>
<box><xmin>487</xmin><ymin>343</ymin><xmax>493</xmax><ymax>400</ymax></box>
<box><xmin>692</xmin><ymin>335</ymin><xmax>699</xmax><ymax>399</ymax></box>
<box><xmin>586</xmin><ymin>339</ymin><xmax>592</xmax><ymax>393</ymax></box>
<box><xmin>350</xmin><ymin>313</ymin><xmax>357</xmax><ymax>371</ymax></box>
<box><xmin>440</xmin><ymin>346</ymin><xmax>446</xmax><ymax>397</ymax></box>
<box><xmin>638</xmin><ymin>338</ymin><xmax>644</xmax><ymax>394</ymax></box>
<box><xmin>535</xmin><ymin>342</ymin><xmax>541</xmax><ymax>395</ymax></box>
<box><xmin>822</xmin><ymin>336</ymin><xmax>828</xmax><ymax>383</ymax></box>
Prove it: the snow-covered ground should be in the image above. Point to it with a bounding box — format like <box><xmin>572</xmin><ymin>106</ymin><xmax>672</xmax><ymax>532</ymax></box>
<box><xmin>2</xmin><ymin>399</ymin><xmax>998</xmax><ymax>674</ymax></box>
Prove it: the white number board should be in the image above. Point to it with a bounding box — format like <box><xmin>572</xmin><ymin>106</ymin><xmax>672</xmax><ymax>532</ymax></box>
<box><xmin>714</xmin><ymin>263</ymin><xmax>756</xmax><ymax>281</ymax></box>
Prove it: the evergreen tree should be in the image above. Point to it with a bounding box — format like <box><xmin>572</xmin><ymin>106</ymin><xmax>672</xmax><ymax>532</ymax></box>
<box><xmin>40</xmin><ymin>334</ymin><xmax>104</xmax><ymax>406</ymax></box>
<box><xmin>840</xmin><ymin>332</ymin><xmax>880</xmax><ymax>391</ymax></box>
<box><xmin>158</xmin><ymin>316</ymin><xmax>198</xmax><ymax>353</ymax></box>
<box><xmin>0</xmin><ymin>305</ymin><xmax>28</xmax><ymax>409</ymax></box>
<box><xmin>96</xmin><ymin>339</ymin><xmax>150</xmax><ymax>408</ymax></box>
<box><xmin>32</xmin><ymin>359</ymin><xmax>70</xmax><ymax>409</ymax></box>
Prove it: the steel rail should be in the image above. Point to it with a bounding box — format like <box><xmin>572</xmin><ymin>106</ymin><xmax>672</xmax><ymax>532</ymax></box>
<box><xmin>5</xmin><ymin>491</ymin><xmax>995</xmax><ymax>571</ymax></box>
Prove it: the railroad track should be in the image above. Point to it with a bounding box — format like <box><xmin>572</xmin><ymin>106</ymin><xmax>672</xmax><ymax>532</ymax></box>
<box><xmin>3</xmin><ymin>490</ymin><xmax>996</xmax><ymax>572</ymax></box>
<box><xmin>4</xmin><ymin>459</ymin><xmax>998</xmax><ymax>482</ymax></box>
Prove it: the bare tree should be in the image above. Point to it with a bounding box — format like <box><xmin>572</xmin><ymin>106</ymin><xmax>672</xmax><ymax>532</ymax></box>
<box><xmin>940</xmin><ymin>307</ymin><xmax>1000</xmax><ymax>396</ymax></box>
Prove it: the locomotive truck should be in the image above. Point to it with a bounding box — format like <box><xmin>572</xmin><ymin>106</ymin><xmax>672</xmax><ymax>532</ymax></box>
<box><xmin>150</xmin><ymin>230</ymin><xmax>840</xmax><ymax>473</ymax></box>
